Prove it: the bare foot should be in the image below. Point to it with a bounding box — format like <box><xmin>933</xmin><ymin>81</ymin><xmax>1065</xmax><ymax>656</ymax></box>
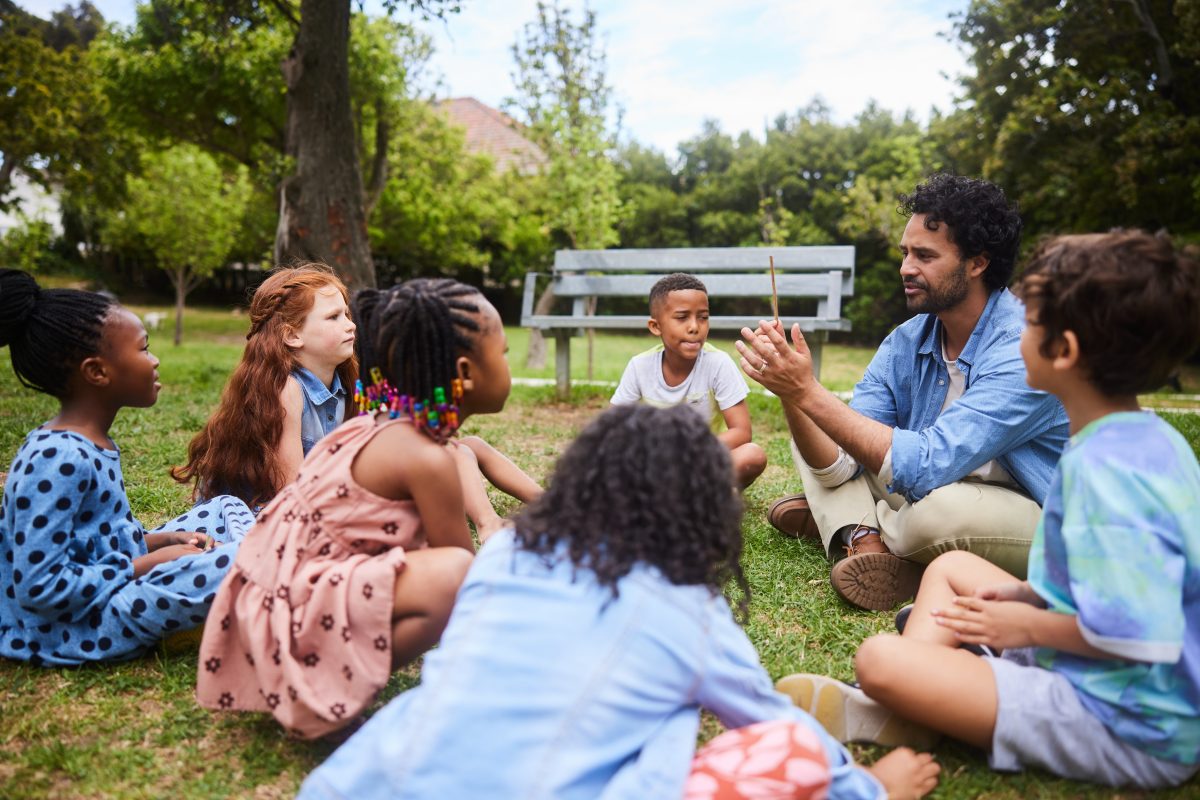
<box><xmin>867</xmin><ymin>747</ymin><xmax>940</xmax><ymax>800</ymax></box>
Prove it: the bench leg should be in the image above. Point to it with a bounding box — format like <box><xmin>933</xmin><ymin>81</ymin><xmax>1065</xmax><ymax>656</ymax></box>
<box><xmin>808</xmin><ymin>331</ymin><xmax>828</xmax><ymax>381</ymax></box>
<box><xmin>555</xmin><ymin>331</ymin><xmax>571</xmax><ymax>400</ymax></box>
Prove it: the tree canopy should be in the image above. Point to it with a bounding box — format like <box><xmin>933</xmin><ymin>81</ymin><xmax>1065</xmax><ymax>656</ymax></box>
<box><xmin>5</xmin><ymin>0</ymin><xmax>1197</xmax><ymax>346</ymax></box>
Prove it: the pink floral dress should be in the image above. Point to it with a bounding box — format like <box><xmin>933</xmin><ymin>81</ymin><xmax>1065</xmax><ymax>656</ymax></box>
<box><xmin>196</xmin><ymin>415</ymin><xmax>426</xmax><ymax>738</ymax></box>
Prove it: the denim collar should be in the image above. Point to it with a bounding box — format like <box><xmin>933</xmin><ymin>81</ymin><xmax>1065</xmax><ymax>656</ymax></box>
<box><xmin>292</xmin><ymin>366</ymin><xmax>345</xmax><ymax>405</ymax></box>
<box><xmin>917</xmin><ymin>288</ymin><xmax>1006</xmax><ymax>368</ymax></box>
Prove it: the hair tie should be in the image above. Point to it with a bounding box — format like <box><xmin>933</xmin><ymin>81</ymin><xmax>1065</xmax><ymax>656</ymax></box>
<box><xmin>354</xmin><ymin>368</ymin><xmax>463</xmax><ymax>444</ymax></box>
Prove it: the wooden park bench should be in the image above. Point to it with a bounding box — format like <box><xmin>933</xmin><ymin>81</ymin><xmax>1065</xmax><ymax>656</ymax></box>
<box><xmin>520</xmin><ymin>246</ymin><xmax>855</xmax><ymax>397</ymax></box>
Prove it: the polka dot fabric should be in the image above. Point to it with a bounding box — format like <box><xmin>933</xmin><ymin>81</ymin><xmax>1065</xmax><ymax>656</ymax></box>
<box><xmin>196</xmin><ymin>415</ymin><xmax>427</xmax><ymax>739</ymax></box>
<box><xmin>685</xmin><ymin>721</ymin><xmax>832</xmax><ymax>800</ymax></box>
<box><xmin>0</xmin><ymin>429</ymin><xmax>253</xmax><ymax>666</ymax></box>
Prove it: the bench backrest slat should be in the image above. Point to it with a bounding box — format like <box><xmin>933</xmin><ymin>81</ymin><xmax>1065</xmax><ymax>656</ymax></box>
<box><xmin>554</xmin><ymin>246</ymin><xmax>855</xmax><ymax>273</ymax></box>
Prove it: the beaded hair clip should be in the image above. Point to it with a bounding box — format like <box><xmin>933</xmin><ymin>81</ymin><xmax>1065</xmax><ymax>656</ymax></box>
<box><xmin>354</xmin><ymin>367</ymin><xmax>463</xmax><ymax>443</ymax></box>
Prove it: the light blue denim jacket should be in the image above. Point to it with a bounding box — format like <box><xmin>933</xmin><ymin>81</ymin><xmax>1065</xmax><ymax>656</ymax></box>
<box><xmin>292</xmin><ymin>367</ymin><xmax>346</xmax><ymax>456</ymax></box>
<box><xmin>851</xmin><ymin>288</ymin><xmax>1069</xmax><ymax>504</ymax></box>
<box><xmin>298</xmin><ymin>529</ymin><xmax>885</xmax><ymax>800</ymax></box>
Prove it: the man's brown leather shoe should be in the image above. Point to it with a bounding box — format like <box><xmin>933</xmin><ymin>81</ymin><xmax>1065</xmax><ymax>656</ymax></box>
<box><xmin>766</xmin><ymin>494</ymin><xmax>820</xmax><ymax>540</ymax></box>
<box><xmin>829</xmin><ymin>526</ymin><xmax>923</xmax><ymax>611</ymax></box>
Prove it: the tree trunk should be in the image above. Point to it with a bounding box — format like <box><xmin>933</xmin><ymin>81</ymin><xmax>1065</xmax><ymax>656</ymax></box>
<box><xmin>524</xmin><ymin>284</ymin><xmax>556</xmax><ymax>370</ymax></box>
<box><xmin>172</xmin><ymin>266</ymin><xmax>187</xmax><ymax>346</ymax></box>
<box><xmin>275</xmin><ymin>0</ymin><xmax>376</xmax><ymax>290</ymax></box>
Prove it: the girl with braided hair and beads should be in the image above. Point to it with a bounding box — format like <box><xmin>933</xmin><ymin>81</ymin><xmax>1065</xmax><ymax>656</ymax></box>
<box><xmin>196</xmin><ymin>278</ymin><xmax>527</xmax><ymax>738</ymax></box>
<box><xmin>172</xmin><ymin>264</ymin><xmax>359</xmax><ymax>509</ymax></box>
<box><xmin>0</xmin><ymin>270</ymin><xmax>254</xmax><ymax>666</ymax></box>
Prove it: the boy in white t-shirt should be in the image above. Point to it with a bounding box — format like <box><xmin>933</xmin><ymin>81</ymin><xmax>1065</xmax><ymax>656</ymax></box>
<box><xmin>611</xmin><ymin>273</ymin><xmax>767</xmax><ymax>488</ymax></box>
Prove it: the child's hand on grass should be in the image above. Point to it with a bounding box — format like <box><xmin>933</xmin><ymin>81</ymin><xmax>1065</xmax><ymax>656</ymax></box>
<box><xmin>931</xmin><ymin>595</ymin><xmax>1040</xmax><ymax>650</ymax></box>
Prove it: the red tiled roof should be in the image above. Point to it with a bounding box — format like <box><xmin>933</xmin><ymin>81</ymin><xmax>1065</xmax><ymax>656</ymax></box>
<box><xmin>437</xmin><ymin>97</ymin><xmax>547</xmax><ymax>175</ymax></box>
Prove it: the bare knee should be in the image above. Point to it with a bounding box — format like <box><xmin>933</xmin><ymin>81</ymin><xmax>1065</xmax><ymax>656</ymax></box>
<box><xmin>855</xmin><ymin>633</ymin><xmax>906</xmax><ymax>698</ymax></box>
<box><xmin>432</xmin><ymin>547</ymin><xmax>474</xmax><ymax>599</ymax></box>
<box><xmin>923</xmin><ymin>550</ymin><xmax>978</xmax><ymax>583</ymax></box>
<box><xmin>733</xmin><ymin>443</ymin><xmax>767</xmax><ymax>487</ymax></box>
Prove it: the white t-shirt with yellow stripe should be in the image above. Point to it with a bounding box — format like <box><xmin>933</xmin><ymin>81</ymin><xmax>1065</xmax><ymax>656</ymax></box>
<box><xmin>610</xmin><ymin>343</ymin><xmax>749</xmax><ymax>432</ymax></box>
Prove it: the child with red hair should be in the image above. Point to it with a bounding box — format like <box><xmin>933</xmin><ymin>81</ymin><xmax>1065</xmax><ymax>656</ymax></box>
<box><xmin>172</xmin><ymin>264</ymin><xmax>358</xmax><ymax>508</ymax></box>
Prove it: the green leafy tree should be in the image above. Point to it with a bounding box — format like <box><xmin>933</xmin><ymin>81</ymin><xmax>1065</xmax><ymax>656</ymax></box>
<box><xmin>0</xmin><ymin>214</ymin><xmax>56</xmax><ymax>273</ymax></box>
<box><xmin>0</xmin><ymin>2</ymin><xmax>118</xmax><ymax>210</ymax></box>
<box><xmin>101</xmin><ymin>0</ymin><xmax>460</xmax><ymax>290</ymax></box>
<box><xmin>370</xmin><ymin>99</ymin><xmax>509</xmax><ymax>281</ymax></box>
<box><xmin>614</xmin><ymin>141</ymin><xmax>689</xmax><ymax>248</ymax></box>
<box><xmin>506</xmin><ymin>0</ymin><xmax>622</xmax><ymax>369</ymax></box>
<box><xmin>102</xmin><ymin>145</ymin><xmax>250</xmax><ymax>344</ymax></box>
<box><xmin>945</xmin><ymin>0</ymin><xmax>1200</xmax><ymax>237</ymax></box>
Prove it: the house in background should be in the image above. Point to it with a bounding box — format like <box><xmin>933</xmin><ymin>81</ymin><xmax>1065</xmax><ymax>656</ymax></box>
<box><xmin>437</xmin><ymin>97</ymin><xmax>546</xmax><ymax>176</ymax></box>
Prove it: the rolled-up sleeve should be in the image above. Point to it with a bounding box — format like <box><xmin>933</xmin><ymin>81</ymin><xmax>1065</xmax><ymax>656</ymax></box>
<box><xmin>848</xmin><ymin>342</ymin><xmax>899</xmax><ymax>428</ymax></box>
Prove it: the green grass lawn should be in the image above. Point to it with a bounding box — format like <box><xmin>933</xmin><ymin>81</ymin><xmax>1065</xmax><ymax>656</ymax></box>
<box><xmin>1</xmin><ymin>305</ymin><xmax>1198</xmax><ymax>798</ymax></box>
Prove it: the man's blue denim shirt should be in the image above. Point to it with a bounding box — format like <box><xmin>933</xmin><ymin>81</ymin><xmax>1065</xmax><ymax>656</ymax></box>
<box><xmin>850</xmin><ymin>288</ymin><xmax>1069</xmax><ymax>504</ymax></box>
<box><xmin>292</xmin><ymin>366</ymin><xmax>346</xmax><ymax>456</ymax></box>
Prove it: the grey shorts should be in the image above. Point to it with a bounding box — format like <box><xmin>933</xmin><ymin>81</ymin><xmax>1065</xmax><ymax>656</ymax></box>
<box><xmin>987</xmin><ymin>648</ymin><xmax>1198</xmax><ymax>790</ymax></box>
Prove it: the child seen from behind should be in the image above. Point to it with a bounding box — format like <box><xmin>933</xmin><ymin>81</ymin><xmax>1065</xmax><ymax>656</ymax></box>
<box><xmin>298</xmin><ymin>405</ymin><xmax>939</xmax><ymax>800</ymax></box>
<box><xmin>172</xmin><ymin>265</ymin><xmax>358</xmax><ymax>508</ymax></box>
<box><xmin>0</xmin><ymin>270</ymin><xmax>253</xmax><ymax>665</ymax></box>
<box><xmin>612</xmin><ymin>273</ymin><xmax>767</xmax><ymax>489</ymax></box>
<box><xmin>779</xmin><ymin>230</ymin><xmax>1200</xmax><ymax>789</ymax></box>
<box><xmin>195</xmin><ymin>278</ymin><xmax>517</xmax><ymax>738</ymax></box>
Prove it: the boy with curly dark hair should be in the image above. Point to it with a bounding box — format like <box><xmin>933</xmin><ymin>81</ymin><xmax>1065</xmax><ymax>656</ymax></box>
<box><xmin>740</xmin><ymin>174</ymin><xmax>1069</xmax><ymax>611</ymax></box>
<box><xmin>612</xmin><ymin>272</ymin><xmax>767</xmax><ymax>488</ymax></box>
<box><xmin>780</xmin><ymin>229</ymin><xmax>1200</xmax><ymax>790</ymax></box>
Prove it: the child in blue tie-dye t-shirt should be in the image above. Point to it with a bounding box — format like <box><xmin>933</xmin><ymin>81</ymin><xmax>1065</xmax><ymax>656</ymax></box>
<box><xmin>780</xmin><ymin>230</ymin><xmax>1200</xmax><ymax>791</ymax></box>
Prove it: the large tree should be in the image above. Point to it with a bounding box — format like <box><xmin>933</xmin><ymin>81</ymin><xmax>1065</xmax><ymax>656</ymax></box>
<box><xmin>103</xmin><ymin>0</ymin><xmax>458</xmax><ymax>290</ymax></box>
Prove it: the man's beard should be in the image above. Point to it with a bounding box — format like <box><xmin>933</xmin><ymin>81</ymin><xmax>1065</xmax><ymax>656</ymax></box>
<box><xmin>905</xmin><ymin>260</ymin><xmax>970</xmax><ymax>314</ymax></box>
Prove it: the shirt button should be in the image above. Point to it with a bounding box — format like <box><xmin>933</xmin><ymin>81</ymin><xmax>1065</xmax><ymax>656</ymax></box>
<box><xmin>327</xmin><ymin>414</ymin><xmax>334</xmax><ymax>421</ymax></box>
<box><xmin>938</xmin><ymin>380</ymin><xmax>945</xmax><ymax>385</ymax></box>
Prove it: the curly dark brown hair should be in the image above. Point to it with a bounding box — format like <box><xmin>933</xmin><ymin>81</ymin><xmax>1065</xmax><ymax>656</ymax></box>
<box><xmin>899</xmin><ymin>173</ymin><xmax>1023</xmax><ymax>291</ymax></box>
<box><xmin>1017</xmin><ymin>229</ymin><xmax>1200</xmax><ymax>396</ymax></box>
<box><xmin>511</xmin><ymin>404</ymin><xmax>749</xmax><ymax>616</ymax></box>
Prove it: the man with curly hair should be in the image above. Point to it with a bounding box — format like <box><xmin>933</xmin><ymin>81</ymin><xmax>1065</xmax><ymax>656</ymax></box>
<box><xmin>737</xmin><ymin>174</ymin><xmax>1069</xmax><ymax>612</ymax></box>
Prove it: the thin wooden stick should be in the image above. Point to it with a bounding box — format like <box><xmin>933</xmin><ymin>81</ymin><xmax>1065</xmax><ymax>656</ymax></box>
<box><xmin>769</xmin><ymin>255</ymin><xmax>780</xmax><ymax>327</ymax></box>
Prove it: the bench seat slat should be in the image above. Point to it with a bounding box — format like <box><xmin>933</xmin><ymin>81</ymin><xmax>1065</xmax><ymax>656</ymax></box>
<box><xmin>525</xmin><ymin>315</ymin><xmax>852</xmax><ymax>331</ymax></box>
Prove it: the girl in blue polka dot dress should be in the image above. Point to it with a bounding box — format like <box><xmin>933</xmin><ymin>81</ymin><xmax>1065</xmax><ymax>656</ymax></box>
<box><xmin>0</xmin><ymin>270</ymin><xmax>254</xmax><ymax>666</ymax></box>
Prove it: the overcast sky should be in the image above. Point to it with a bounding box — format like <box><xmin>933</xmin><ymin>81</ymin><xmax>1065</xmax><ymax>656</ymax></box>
<box><xmin>21</xmin><ymin>0</ymin><xmax>970</xmax><ymax>155</ymax></box>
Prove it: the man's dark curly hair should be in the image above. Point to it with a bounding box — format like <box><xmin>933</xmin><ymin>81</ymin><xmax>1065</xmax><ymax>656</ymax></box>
<box><xmin>1016</xmin><ymin>230</ymin><xmax>1200</xmax><ymax>396</ymax></box>
<box><xmin>511</xmin><ymin>404</ymin><xmax>750</xmax><ymax>617</ymax></box>
<box><xmin>899</xmin><ymin>174</ymin><xmax>1023</xmax><ymax>291</ymax></box>
<box><xmin>649</xmin><ymin>273</ymin><xmax>707</xmax><ymax>315</ymax></box>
